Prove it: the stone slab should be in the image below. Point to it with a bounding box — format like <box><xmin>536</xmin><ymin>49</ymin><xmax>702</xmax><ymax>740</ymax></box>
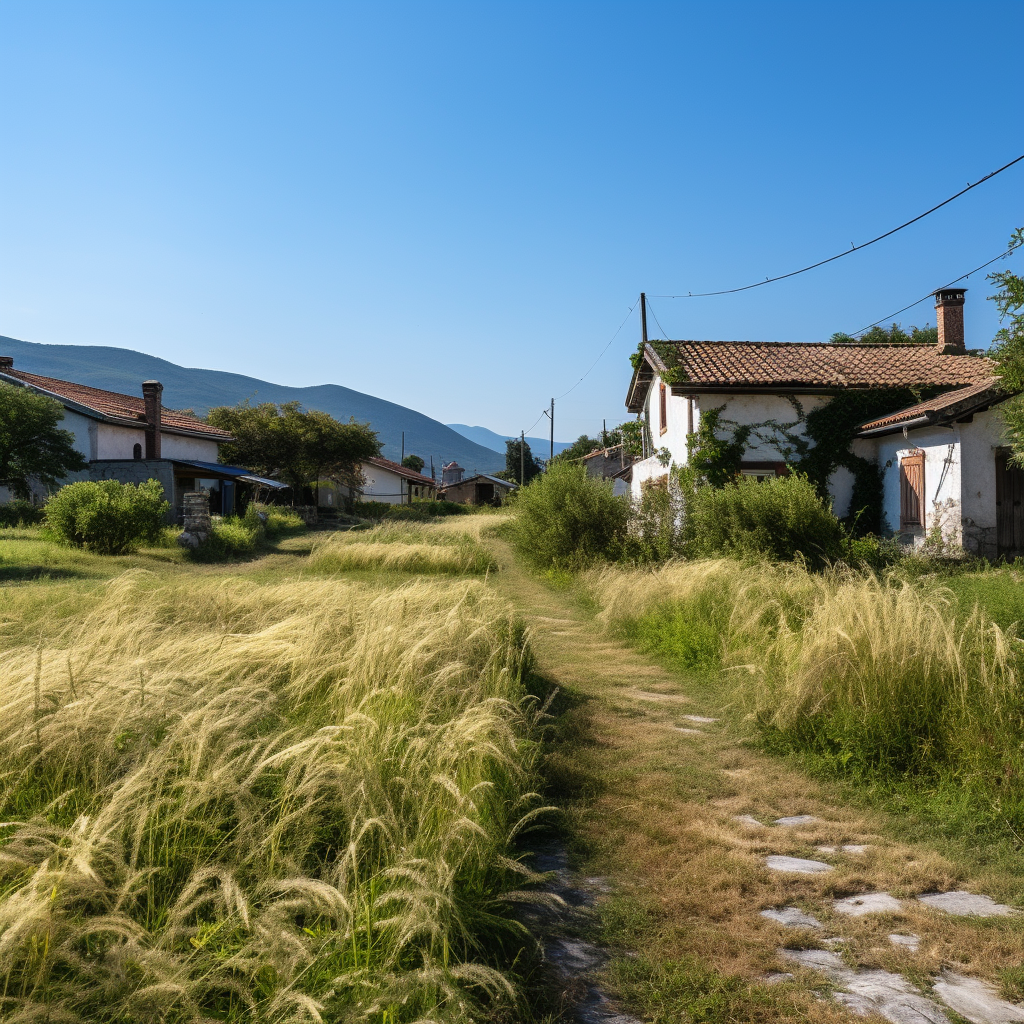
<box><xmin>765</xmin><ymin>855</ymin><xmax>832</xmax><ymax>874</ymax></box>
<box><xmin>760</xmin><ymin>906</ymin><xmax>823</xmax><ymax>929</ymax></box>
<box><xmin>833</xmin><ymin>892</ymin><xmax>903</xmax><ymax>917</ymax></box>
<box><xmin>774</xmin><ymin>815</ymin><xmax>818</xmax><ymax>827</ymax></box>
<box><xmin>819</xmin><ymin>843</ymin><xmax>870</xmax><ymax>854</ymax></box>
<box><xmin>889</xmin><ymin>934</ymin><xmax>921</xmax><ymax>951</ymax></box>
<box><xmin>682</xmin><ymin>714</ymin><xmax>718</xmax><ymax>724</ymax></box>
<box><xmin>781</xmin><ymin>948</ymin><xmax>951</xmax><ymax>1023</ymax></box>
<box><xmin>548</xmin><ymin>937</ymin><xmax>606</xmax><ymax>974</ymax></box>
<box><xmin>932</xmin><ymin>972</ymin><xmax>1024</xmax><ymax>1023</ymax></box>
<box><xmin>733</xmin><ymin>814</ymin><xmax>763</xmax><ymax>828</ymax></box>
<box><xmin>917</xmin><ymin>891</ymin><xmax>1017</xmax><ymax>917</ymax></box>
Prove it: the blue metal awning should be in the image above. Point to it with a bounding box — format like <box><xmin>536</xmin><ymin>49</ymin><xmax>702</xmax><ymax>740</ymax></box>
<box><xmin>171</xmin><ymin>460</ymin><xmax>290</xmax><ymax>490</ymax></box>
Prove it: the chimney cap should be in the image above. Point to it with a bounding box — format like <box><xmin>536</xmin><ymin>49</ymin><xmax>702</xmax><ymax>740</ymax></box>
<box><xmin>934</xmin><ymin>287</ymin><xmax>967</xmax><ymax>304</ymax></box>
<box><xmin>141</xmin><ymin>379</ymin><xmax>163</xmax><ymax>390</ymax></box>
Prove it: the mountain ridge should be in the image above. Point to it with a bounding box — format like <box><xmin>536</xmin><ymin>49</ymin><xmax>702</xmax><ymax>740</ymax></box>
<box><xmin>0</xmin><ymin>335</ymin><xmax>505</xmax><ymax>475</ymax></box>
<box><xmin>446</xmin><ymin>423</ymin><xmax>572</xmax><ymax>457</ymax></box>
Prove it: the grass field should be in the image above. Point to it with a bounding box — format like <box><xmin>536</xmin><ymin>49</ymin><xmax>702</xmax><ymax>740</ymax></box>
<box><xmin>0</xmin><ymin>522</ymin><xmax>549</xmax><ymax>1023</ymax></box>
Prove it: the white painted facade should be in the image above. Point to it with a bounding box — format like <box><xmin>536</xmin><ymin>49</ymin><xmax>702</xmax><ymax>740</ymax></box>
<box><xmin>632</xmin><ymin>372</ymin><xmax>856</xmax><ymax>514</ymax></box>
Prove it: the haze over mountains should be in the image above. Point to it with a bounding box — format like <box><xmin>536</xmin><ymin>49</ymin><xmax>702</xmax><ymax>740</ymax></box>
<box><xmin>0</xmin><ymin>335</ymin><xmax>505</xmax><ymax>475</ymax></box>
<box><xmin>446</xmin><ymin>424</ymin><xmax>572</xmax><ymax>457</ymax></box>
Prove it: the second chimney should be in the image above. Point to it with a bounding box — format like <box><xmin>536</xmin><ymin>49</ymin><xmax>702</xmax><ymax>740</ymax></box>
<box><xmin>142</xmin><ymin>380</ymin><xmax>163</xmax><ymax>459</ymax></box>
<box><xmin>934</xmin><ymin>288</ymin><xmax>966</xmax><ymax>354</ymax></box>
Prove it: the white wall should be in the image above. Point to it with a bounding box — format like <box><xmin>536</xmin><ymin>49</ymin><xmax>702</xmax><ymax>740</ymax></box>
<box><xmin>162</xmin><ymin>434</ymin><xmax>221</xmax><ymax>462</ymax></box>
<box><xmin>96</xmin><ymin>422</ymin><xmax>147</xmax><ymax>459</ymax></box>
<box><xmin>359</xmin><ymin>464</ymin><xmax>408</xmax><ymax>504</ymax></box>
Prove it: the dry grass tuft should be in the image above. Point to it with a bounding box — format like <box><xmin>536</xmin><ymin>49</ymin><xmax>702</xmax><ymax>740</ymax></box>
<box><xmin>0</xmin><ymin>569</ymin><xmax>548</xmax><ymax>1022</ymax></box>
<box><xmin>309</xmin><ymin>522</ymin><xmax>497</xmax><ymax>575</ymax></box>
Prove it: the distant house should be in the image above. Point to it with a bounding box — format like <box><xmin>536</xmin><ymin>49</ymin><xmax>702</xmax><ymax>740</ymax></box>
<box><xmin>0</xmin><ymin>357</ymin><xmax>286</xmax><ymax>517</ymax></box>
<box><xmin>441</xmin><ymin>461</ymin><xmax>465</xmax><ymax>486</ymax></box>
<box><xmin>625</xmin><ymin>289</ymin><xmax>1016</xmax><ymax>554</ymax></box>
<box><xmin>581</xmin><ymin>444</ymin><xmax>633</xmax><ymax>496</ymax></box>
<box><xmin>350</xmin><ymin>456</ymin><xmax>437</xmax><ymax>505</ymax></box>
<box><xmin>440</xmin><ymin>473</ymin><xmax>517</xmax><ymax>506</ymax></box>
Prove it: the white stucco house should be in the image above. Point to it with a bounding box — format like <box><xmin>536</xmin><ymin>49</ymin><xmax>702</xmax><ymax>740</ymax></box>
<box><xmin>0</xmin><ymin>357</ymin><xmax>284</xmax><ymax>518</ymax></box>
<box><xmin>319</xmin><ymin>455</ymin><xmax>437</xmax><ymax>508</ymax></box>
<box><xmin>625</xmin><ymin>288</ymin><xmax>1017</xmax><ymax>556</ymax></box>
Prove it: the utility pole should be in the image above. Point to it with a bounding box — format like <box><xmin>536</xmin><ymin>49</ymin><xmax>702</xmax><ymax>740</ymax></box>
<box><xmin>520</xmin><ymin>430</ymin><xmax>525</xmax><ymax>485</ymax></box>
<box><xmin>430</xmin><ymin>455</ymin><xmax>435</xmax><ymax>480</ymax></box>
<box><xmin>549</xmin><ymin>398</ymin><xmax>554</xmax><ymax>464</ymax></box>
<box><xmin>640</xmin><ymin>291</ymin><xmax>648</xmax><ymax>345</ymax></box>
<box><xmin>602</xmin><ymin>418</ymin><xmax>607</xmax><ymax>448</ymax></box>
<box><xmin>401</xmin><ymin>431</ymin><xmax>405</xmax><ymax>462</ymax></box>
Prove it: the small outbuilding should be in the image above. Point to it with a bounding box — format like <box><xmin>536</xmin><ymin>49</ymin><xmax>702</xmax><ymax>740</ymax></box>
<box><xmin>440</xmin><ymin>473</ymin><xmax>517</xmax><ymax>506</ymax></box>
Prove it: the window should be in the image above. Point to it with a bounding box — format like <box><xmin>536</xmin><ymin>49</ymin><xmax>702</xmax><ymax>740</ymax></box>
<box><xmin>900</xmin><ymin>452</ymin><xmax>925</xmax><ymax>528</ymax></box>
<box><xmin>659</xmin><ymin>383</ymin><xmax>668</xmax><ymax>435</ymax></box>
<box><xmin>133</xmin><ymin>442</ymin><xmax>142</xmax><ymax>460</ymax></box>
<box><xmin>740</xmin><ymin>468</ymin><xmax>776</xmax><ymax>483</ymax></box>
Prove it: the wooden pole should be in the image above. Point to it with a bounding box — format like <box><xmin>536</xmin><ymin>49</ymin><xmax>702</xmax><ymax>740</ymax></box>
<box><xmin>520</xmin><ymin>430</ymin><xmax>525</xmax><ymax>485</ymax></box>
<box><xmin>640</xmin><ymin>292</ymin><xmax>648</xmax><ymax>345</ymax></box>
<box><xmin>401</xmin><ymin>431</ymin><xmax>405</xmax><ymax>462</ymax></box>
<box><xmin>549</xmin><ymin>398</ymin><xmax>554</xmax><ymax>464</ymax></box>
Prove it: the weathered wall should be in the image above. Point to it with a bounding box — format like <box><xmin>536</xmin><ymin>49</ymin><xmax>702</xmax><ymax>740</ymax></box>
<box><xmin>359</xmin><ymin>464</ymin><xmax>408</xmax><ymax>504</ymax></box>
<box><xmin>161</xmin><ymin>434</ymin><xmax>221</xmax><ymax>462</ymax></box>
<box><xmin>96</xmin><ymin>422</ymin><xmax>147</xmax><ymax>459</ymax></box>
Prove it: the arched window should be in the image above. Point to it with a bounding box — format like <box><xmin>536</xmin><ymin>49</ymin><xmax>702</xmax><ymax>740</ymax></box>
<box><xmin>133</xmin><ymin>443</ymin><xmax>143</xmax><ymax>460</ymax></box>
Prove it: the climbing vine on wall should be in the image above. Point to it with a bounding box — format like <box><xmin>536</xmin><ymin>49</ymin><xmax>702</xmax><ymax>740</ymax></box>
<box><xmin>681</xmin><ymin>390</ymin><xmax>942</xmax><ymax>535</ymax></box>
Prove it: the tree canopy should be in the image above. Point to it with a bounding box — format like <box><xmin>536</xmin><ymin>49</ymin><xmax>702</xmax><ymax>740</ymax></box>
<box><xmin>0</xmin><ymin>382</ymin><xmax>87</xmax><ymax>499</ymax></box>
<box><xmin>549</xmin><ymin>421</ymin><xmax>644</xmax><ymax>463</ymax></box>
<box><xmin>988</xmin><ymin>228</ymin><xmax>1024</xmax><ymax>461</ymax></box>
<box><xmin>830</xmin><ymin>323</ymin><xmax>938</xmax><ymax>345</ymax></box>
<box><xmin>503</xmin><ymin>437</ymin><xmax>543</xmax><ymax>485</ymax></box>
<box><xmin>207</xmin><ymin>401</ymin><xmax>381</xmax><ymax>500</ymax></box>
<box><xmin>402</xmin><ymin>454</ymin><xmax>425</xmax><ymax>473</ymax></box>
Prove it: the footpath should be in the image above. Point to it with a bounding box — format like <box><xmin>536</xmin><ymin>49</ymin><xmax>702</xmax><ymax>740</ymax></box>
<box><xmin>488</xmin><ymin>539</ymin><xmax>1024</xmax><ymax>1024</ymax></box>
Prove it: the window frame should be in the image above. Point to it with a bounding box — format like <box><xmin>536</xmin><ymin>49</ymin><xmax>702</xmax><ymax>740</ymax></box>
<box><xmin>659</xmin><ymin>382</ymin><xmax>668</xmax><ymax>435</ymax></box>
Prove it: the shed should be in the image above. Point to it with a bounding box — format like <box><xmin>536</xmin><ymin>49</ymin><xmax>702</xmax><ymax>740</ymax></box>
<box><xmin>440</xmin><ymin>474</ymin><xmax>517</xmax><ymax>506</ymax></box>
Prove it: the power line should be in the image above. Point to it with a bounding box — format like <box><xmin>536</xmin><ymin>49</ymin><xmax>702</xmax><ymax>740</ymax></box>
<box><xmin>649</xmin><ymin>152</ymin><xmax>1024</xmax><ymax>299</ymax></box>
<box><xmin>850</xmin><ymin>245</ymin><xmax>1020</xmax><ymax>337</ymax></box>
<box><xmin>554</xmin><ymin>298</ymin><xmax>639</xmax><ymax>401</ymax></box>
<box><xmin>645</xmin><ymin>298</ymin><xmax>672</xmax><ymax>340</ymax></box>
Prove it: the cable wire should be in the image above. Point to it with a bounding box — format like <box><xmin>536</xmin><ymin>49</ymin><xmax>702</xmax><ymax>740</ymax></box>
<box><xmin>850</xmin><ymin>246</ymin><xmax>1019</xmax><ymax>337</ymax></box>
<box><xmin>649</xmin><ymin>153</ymin><xmax>1024</xmax><ymax>299</ymax></box>
<box><xmin>645</xmin><ymin>297</ymin><xmax>671</xmax><ymax>340</ymax></box>
<box><xmin>553</xmin><ymin>298</ymin><xmax>639</xmax><ymax>401</ymax></box>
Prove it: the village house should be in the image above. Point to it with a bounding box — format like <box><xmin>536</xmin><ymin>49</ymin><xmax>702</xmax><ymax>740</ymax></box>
<box><xmin>319</xmin><ymin>456</ymin><xmax>437</xmax><ymax>508</ymax></box>
<box><xmin>581</xmin><ymin>443</ymin><xmax>633</xmax><ymax>496</ymax></box>
<box><xmin>625</xmin><ymin>289</ymin><xmax>1015</xmax><ymax>555</ymax></box>
<box><xmin>0</xmin><ymin>358</ymin><xmax>286</xmax><ymax>517</ymax></box>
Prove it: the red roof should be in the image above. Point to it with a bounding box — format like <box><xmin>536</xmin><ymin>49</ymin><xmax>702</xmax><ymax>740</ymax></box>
<box><xmin>627</xmin><ymin>340</ymin><xmax>995</xmax><ymax>411</ymax></box>
<box><xmin>366</xmin><ymin>456</ymin><xmax>437</xmax><ymax>486</ymax></box>
<box><xmin>0</xmin><ymin>367</ymin><xmax>233</xmax><ymax>439</ymax></box>
<box><xmin>856</xmin><ymin>378</ymin><xmax>1006</xmax><ymax>435</ymax></box>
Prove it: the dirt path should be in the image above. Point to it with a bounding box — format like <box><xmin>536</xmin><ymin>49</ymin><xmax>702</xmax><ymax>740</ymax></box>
<box><xmin>487</xmin><ymin>538</ymin><xmax>1024</xmax><ymax>1024</ymax></box>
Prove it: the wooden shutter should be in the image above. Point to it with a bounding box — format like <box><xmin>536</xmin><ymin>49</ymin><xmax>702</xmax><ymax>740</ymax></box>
<box><xmin>899</xmin><ymin>453</ymin><xmax>924</xmax><ymax>528</ymax></box>
<box><xmin>659</xmin><ymin>383</ymin><xmax>668</xmax><ymax>435</ymax></box>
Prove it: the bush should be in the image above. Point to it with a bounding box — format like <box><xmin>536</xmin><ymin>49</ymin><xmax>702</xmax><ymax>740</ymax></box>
<box><xmin>352</xmin><ymin>499</ymin><xmax>472</xmax><ymax>521</ymax></box>
<box><xmin>683</xmin><ymin>472</ymin><xmax>844</xmax><ymax>567</ymax></box>
<box><xmin>245</xmin><ymin>502</ymin><xmax>305</xmax><ymax>538</ymax></box>
<box><xmin>621</xmin><ymin>482</ymin><xmax>683</xmax><ymax>564</ymax></box>
<box><xmin>0</xmin><ymin>499</ymin><xmax>44</xmax><ymax>527</ymax></box>
<box><xmin>511</xmin><ymin>461</ymin><xmax>628</xmax><ymax>569</ymax></box>
<box><xmin>44</xmin><ymin>479</ymin><xmax>169</xmax><ymax>555</ymax></box>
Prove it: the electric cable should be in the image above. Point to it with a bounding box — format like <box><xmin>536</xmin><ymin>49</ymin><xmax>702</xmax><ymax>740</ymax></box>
<box><xmin>648</xmin><ymin>153</ymin><xmax>1024</xmax><ymax>299</ymax></box>
<box><xmin>850</xmin><ymin>245</ymin><xmax>1019</xmax><ymax>337</ymax></box>
<box><xmin>554</xmin><ymin>297</ymin><xmax>639</xmax><ymax>401</ymax></box>
<box><xmin>644</xmin><ymin>298</ymin><xmax>672</xmax><ymax>340</ymax></box>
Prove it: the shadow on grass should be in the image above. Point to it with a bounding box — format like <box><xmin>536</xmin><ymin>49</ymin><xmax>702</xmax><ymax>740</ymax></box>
<box><xmin>0</xmin><ymin>565</ymin><xmax>93</xmax><ymax>582</ymax></box>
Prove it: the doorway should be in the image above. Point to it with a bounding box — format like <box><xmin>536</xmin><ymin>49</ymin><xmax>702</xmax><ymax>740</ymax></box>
<box><xmin>995</xmin><ymin>451</ymin><xmax>1024</xmax><ymax>556</ymax></box>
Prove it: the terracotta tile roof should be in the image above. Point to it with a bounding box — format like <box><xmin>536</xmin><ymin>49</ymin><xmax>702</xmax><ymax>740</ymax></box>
<box><xmin>366</xmin><ymin>456</ymin><xmax>437</xmax><ymax>486</ymax></box>
<box><xmin>626</xmin><ymin>340</ymin><xmax>995</xmax><ymax>410</ymax></box>
<box><xmin>856</xmin><ymin>378</ymin><xmax>1006</xmax><ymax>435</ymax></box>
<box><xmin>0</xmin><ymin>367</ymin><xmax>233</xmax><ymax>439</ymax></box>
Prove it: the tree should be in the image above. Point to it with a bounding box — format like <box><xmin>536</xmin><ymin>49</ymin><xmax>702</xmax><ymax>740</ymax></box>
<box><xmin>550</xmin><ymin>435</ymin><xmax>602</xmax><ymax>464</ymax></box>
<box><xmin>504</xmin><ymin>436</ymin><xmax>542</xmax><ymax>485</ymax></box>
<box><xmin>988</xmin><ymin>228</ymin><xmax>1024</xmax><ymax>462</ymax></box>
<box><xmin>0</xmin><ymin>382</ymin><xmax>87</xmax><ymax>499</ymax></box>
<box><xmin>402</xmin><ymin>454</ymin><xmax>425</xmax><ymax>473</ymax></box>
<box><xmin>830</xmin><ymin>323</ymin><xmax>938</xmax><ymax>345</ymax></box>
<box><xmin>207</xmin><ymin>401</ymin><xmax>380</xmax><ymax>502</ymax></box>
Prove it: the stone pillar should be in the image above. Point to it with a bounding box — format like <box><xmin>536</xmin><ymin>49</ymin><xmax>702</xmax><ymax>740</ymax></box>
<box><xmin>177</xmin><ymin>492</ymin><xmax>212</xmax><ymax>549</ymax></box>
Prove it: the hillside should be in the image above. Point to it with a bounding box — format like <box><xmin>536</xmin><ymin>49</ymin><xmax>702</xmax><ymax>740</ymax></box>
<box><xmin>447</xmin><ymin>423</ymin><xmax>572</xmax><ymax>457</ymax></box>
<box><xmin>0</xmin><ymin>335</ymin><xmax>505</xmax><ymax>475</ymax></box>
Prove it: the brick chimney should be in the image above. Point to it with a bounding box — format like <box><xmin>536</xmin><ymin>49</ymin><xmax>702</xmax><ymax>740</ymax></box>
<box><xmin>142</xmin><ymin>380</ymin><xmax>163</xmax><ymax>459</ymax></box>
<box><xmin>934</xmin><ymin>288</ymin><xmax>966</xmax><ymax>353</ymax></box>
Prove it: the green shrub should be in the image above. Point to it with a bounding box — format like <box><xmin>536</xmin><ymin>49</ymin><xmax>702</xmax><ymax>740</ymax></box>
<box><xmin>621</xmin><ymin>483</ymin><xmax>683</xmax><ymax>564</ymax></box>
<box><xmin>351</xmin><ymin>499</ymin><xmax>470</xmax><ymax>521</ymax></box>
<box><xmin>0</xmin><ymin>499</ymin><xmax>44</xmax><ymax>527</ymax></box>
<box><xmin>842</xmin><ymin>532</ymin><xmax>904</xmax><ymax>571</ymax></box>
<box><xmin>245</xmin><ymin>502</ymin><xmax>305</xmax><ymax>538</ymax></box>
<box><xmin>683</xmin><ymin>472</ymin><xmax>844</xmax><ymax>567</ymax></box>
<box><xmin>511</xmin><ymin>461</ymin><xmax>628</xmax><ymax>569</ymax></box>
<box><xmin>351</xmin><ymin>500</ymin><xmax>395</xmax><ymax>520</ymax></box>
<box><xmin>44</xmin><ymin>479</ymin><xmax>169</xmax><ymax>555</ymax></box>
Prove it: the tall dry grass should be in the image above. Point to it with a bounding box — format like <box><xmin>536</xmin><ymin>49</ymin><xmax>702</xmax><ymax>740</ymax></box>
<box><xmin>591</xmin><ymin>558</ymin><xmax>1024</xmax><ymax>822</ymax></box>
<box><xmin>0</xmin><ymin>570</ymin><xmax>550</xmax><ymax>1022</ymax></box>
<box><xmin>309</xmin><ymin>522</ymin><xmax>497</xmax><ymax>575</ymax></box>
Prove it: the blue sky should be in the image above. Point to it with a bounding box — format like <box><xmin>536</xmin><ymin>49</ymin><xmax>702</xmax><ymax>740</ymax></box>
<box><xmin>1</xmin><ymin>2</ymin><xmax>1022</xmax><ymax>441</ymax></box>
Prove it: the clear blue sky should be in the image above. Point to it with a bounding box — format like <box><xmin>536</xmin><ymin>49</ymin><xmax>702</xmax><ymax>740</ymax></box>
<box><xmin>2</xmin><ymin>2</ymin><xmax>1022</xmax><ymax>440</ymax></box>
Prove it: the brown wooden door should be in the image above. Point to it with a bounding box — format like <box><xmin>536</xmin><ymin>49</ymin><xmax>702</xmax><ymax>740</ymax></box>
<box><xmin>996</xmin><ymin>451</ymin><xmax>1024</xmax><ymax>556</ymax></box>
<box><xmin>899</xmin><ymin>453</ymin><xmax>924</xmax><ymax>529</ymax></box>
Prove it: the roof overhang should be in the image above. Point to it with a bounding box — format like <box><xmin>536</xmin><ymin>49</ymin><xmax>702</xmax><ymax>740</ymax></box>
<box><xmin>170</xmin><ymin>460</ymin><xmax>289</xmax><ymax>489</ymax></box>
<box><xmin>856</xmin><ymin>386</ymin><xmax>1007</xmax><ymax>438</ymax></box>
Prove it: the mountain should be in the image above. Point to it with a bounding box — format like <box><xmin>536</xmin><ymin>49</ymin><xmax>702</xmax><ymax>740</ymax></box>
<box><xmin>447</xmin><ymin>423</ymin><xmax>573</xmax><ymax>457</ymax></box>
<box><xmin>0</xmin><ymin>335</ymin><xmax>505</xmax><ymax>475</ymax></box>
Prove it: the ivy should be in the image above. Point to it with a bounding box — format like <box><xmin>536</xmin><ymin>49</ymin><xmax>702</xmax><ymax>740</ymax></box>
<box><xmin>685</xmin><ymin>407</ymin><xmax>751</xmax><ymax>487</ymax></box>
